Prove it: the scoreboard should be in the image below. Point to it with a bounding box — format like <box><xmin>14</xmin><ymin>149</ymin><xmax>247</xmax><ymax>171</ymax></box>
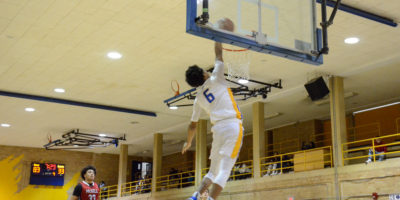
<box><xmin>31</xmin><ymin>163</ymin><xmax>65</xmax><ymax>176</ymax></box>
<box><xmin>30</xmin><ymin>163</ymin><xmax>65</xmax><ymax>186</ymax></box>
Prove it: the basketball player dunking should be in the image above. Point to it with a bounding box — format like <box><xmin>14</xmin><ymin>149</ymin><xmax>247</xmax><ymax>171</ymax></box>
<box><xmin>182</xmin><ymin>18</ymin><xmax>244</xmax><ymax>200</ymax></box>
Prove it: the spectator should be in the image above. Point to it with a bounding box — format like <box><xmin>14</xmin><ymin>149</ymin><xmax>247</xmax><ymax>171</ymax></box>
<box><xmin>99</xmin><ymin>180</ymin><xmax>108</xmax><ymax>198</ymax></box>
<box><xmin>99</xmin><ymin>181</ymin><xmax>105</xmax><ymax>188</ymax></box>
<box><xmin>366</xmin><ymin>137</ymin><xmax>387</xmax><ymax>164</ymax></box>
<box><xmin>187</xmin><ymin>172</ymin><xmax>195</xmax><ymax>187</ymax></box>
<box><xmin>233</xmin><ymin>164</ymin><xmax>240</xmax><ymax>180</ymax></box>
<box><xmin>238</xmin><ymin>163</ymin><xmax>246</xmax><ymax>178</ymax></box>
<box><xmin>310</xmin><ymin>141</ymin><xmax>316</xmax><ymax>149</ymax></box>
<box><xmin>136</xmin><ymin>175</ymin><xmax>144</xmax><ymax>194</ymax></box>
<box><xmin>372</xmin><ymin>192</ymin><xmax>379</xmax><ymax>200</ymax></box>
<box><xmin>302</xmin><ymin>141</ymin><xmax>315</xmax><ymax>150</ymax></box>
<box><xmin>282</xmin><ymin>155</ymin><xmax>293</xmax><ymax>173</ymax></box>
<box><xmin>302</xmin><ymin>142</ymin><xmax>310</xmax><ymax>150</ymax></box>
<box><xmin>143</xmin><ymin>175</ymin><xmax>152</xmax><ymax>193</ymax></box>
<box><xmin>243</xmin><ymin>163</ymin><xmax>252</xmax><ymax>179</ymax></box>
<box><xmin>263</xmin><ymin>152</ymin><xmax>280</xmax><ymax>176</ymax></box>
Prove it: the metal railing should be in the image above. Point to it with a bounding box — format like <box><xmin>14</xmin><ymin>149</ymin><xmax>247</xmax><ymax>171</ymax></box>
<box><xmin>121</xmin><ymin>178</ymin><xmax>152</xmax><ymax>196</ymax></box>
<box><xmin>342</xmin><ymin>133</ymin><xmax>400</xmax><ymax>164</ymax></box>
<box><xmin>154</xmin><ymin>170</ymin><xmax>195</xmax><ymax>191</ymax></box>
<box><xmin>99</xmin><ymin>146</ymin><xmax>335</xmax><ymax>199</ymax></box>
<box><xmin>260</xmin><ymin>146</ymin><xmax>333</xmax><ymax>177</ymax></box>
<box><xmin>99</xmin><ymin>178</ymin><xmax>152</xmax><ymax>199</ymax></box>
<box><xmin>201</xmin><ymin>160</ymin><xmax>253</xmax><ymax>181</ymax></box>
<box><xmin>99</xmin><ymin>185</ymin><xmax>118</xmax><ymax>199</ymax></box>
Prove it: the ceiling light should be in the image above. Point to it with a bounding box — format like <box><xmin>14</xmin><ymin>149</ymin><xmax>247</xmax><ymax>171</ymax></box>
<box><xmin>169</xmin><ymin>106</ymin><xmax>178</xmax><ymax>110</ymax></box>
<box><xmin>344</xmin><ymin>37</ymin><xmax>359</xmax><ymax>44</ymax></box>
<box><xmin>238</xmin><ymin>79</ymin><xmax>249</xmax><ymax>84</ymax></box>
<box><xmin>25</xmin><ymin>107</ymin><xmax>35</xmax><ymax>112</ymax></box>
<box><xmin>353</xmin><ymin>102</ymin><xmax>400</xmax><ymax>115</ymax></box>
<box><xmin>1</xmin><ymin>123</ymin><xmax>11</xmax><ymax>127</ymax></box>
<box><xmin>54</xmin><ymin>88</ymin><xmax>65</xmax><ymax>93</ymax></box>
<box><xmin>99</xmin><ymin>134</ymin><xmax>106</xmax><ymax>137</ymax></box>
<box><xmin>107</xmin><ymin>51</ymin><xmax>122</xmax><ymax>59</ymax></box>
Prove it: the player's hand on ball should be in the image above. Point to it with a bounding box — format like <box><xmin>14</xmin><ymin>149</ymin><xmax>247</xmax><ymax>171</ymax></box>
<box><xmin>182</xmin><ymin>142</ymin><xmax>191</xmax><ymax>154</ymax></box>
<box><xmin>216</xmin><ymin>18</ymin><xmax>235</xmax><ymax>32</ymax></box>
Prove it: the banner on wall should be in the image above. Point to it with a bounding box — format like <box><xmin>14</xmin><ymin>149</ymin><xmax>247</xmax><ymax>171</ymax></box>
<box><xmin>390</xmin><ymin>194</ymin><xmax>400</xmax><ymax>200</ymax></box>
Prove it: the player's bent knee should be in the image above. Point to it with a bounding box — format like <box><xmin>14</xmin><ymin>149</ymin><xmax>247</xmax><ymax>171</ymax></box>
<box><xmin>204</xmin><ymin>172</ymin><xmax>216</xmax><ymax>183</ymax></box>
<box><xmin>214</xmin><ymin>169</ymin><xmax>231</xmax><ymax>188</ymax></box>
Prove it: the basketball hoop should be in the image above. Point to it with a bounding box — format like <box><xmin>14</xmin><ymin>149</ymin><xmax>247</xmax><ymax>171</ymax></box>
<box><xmin>47</xmin><ymin>134</ymin><xmax>52</xmax><ymax>143</ymax></box>
<box><xmin>171</xmin><ymin>80</ymin><xmax>180</xmax><ymax>96</ymax></box>
<box><xmin>223</xmin><ymin>46</ymin><xmax>250</xmax><ymax>83</ymax></box>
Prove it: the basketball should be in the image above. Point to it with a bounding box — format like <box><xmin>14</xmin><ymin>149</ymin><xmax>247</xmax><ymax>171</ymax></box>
<box><xmin>217</xmin><ymin>18</ymin><xmax>235</xmax><ymax>32</ymax></box>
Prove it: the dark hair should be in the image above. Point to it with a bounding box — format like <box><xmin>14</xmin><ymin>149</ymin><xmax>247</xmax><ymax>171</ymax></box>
<box><xmin>186</xmin><ymin>65</ymin><xmax>205</xmax><ymax>87</ymax></box>
<box><xmin>81</xmin><ymin>165</ymin><xmax>96</xmax><ymax>179</ymax></box>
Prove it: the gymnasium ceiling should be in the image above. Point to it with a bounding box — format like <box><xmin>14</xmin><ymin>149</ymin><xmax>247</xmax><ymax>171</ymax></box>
<box><xmin>0</xmin><ymin>0</ymin><xmax>399</xmax><ymax>157</ymax></box>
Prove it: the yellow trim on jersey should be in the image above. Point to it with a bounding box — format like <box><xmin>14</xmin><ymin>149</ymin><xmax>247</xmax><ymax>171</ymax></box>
<box><xmin>227</xmin><ymin>88</ymin><xmax>241</xmax><ymax>120</ymax></box>
<box><xmin>231</xmin><ymin>123</ymin><xmax>243</xmax><ymax>159</ymax></box>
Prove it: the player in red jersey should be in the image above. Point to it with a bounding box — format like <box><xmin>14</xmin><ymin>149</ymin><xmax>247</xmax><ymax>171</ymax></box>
<box><xmin>71</xmin><ymin>166</ymin><xmax>100</xmax><ymax>200</ymax></box>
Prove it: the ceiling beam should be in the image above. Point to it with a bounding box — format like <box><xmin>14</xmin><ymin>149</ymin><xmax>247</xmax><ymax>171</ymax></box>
<box><xmin>0</xmin><ymin>90</ymin><xmax>157</xmax><ymax>117</ymax></box>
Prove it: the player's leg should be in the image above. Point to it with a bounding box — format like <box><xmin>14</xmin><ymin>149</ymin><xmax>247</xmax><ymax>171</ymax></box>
<box><xmin>208</xmin><ymin>122</ymin><xmax>243</xmax><ymax>199</ymax></box>
<box><xmin>187</xmin><ymin>178</ymin><xmax>213</xmax><ymax>200</ymax></box>
<box><xmin>208</xmin><ymin>155</ymin><xmax>237</xmax><ymax>199</ymax></box>
<box><xmin>187</xmin><ymin>140</ymin><xmax>223</xmax><ymax>200</ymax></box>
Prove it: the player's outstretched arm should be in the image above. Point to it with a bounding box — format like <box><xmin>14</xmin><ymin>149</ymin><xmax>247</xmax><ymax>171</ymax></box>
<box><xmin>182</xmin><ymin>121</ymin><xmax>197</xmax><ymax>154</ymax></box>
<box><xmin>215</xmin><ymin>42</ymin><xmax>223</xmax><ymax>62</ymax></box>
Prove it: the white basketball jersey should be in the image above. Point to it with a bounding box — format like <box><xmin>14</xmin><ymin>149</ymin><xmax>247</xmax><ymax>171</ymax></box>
<box><xmin>191</xmin><ymin>60</ymin><xmax>242</xmax><ymax>124</ymax></box>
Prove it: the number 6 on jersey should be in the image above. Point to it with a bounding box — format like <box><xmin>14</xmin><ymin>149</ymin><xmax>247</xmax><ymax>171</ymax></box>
<box><xmin>203</xmin><ymin>89</ymin><xmax>215</xmax><ymax>103</ymax></box>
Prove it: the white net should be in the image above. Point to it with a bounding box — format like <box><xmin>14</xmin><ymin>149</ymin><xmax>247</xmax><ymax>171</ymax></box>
<box><xmin>224</xmin><ymin>47</ymin><xmax>250</xmax><ymax>82</ymax></box>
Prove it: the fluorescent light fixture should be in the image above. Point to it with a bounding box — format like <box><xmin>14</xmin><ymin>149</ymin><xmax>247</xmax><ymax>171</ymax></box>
<box><xmin>344</xmin><ymin>37</ymin><xmax>359</xmax><ymax>44</ymax></box>
<box><xmin>353</xmin><ymin>102</ymin><xmax>400</xmax><ymax>115</ymax></box>
<box><xmin>25</xmin><ymin>107</ymin><xmax>35</xmax><ymax>112</ymax></box>
<box><xmin>54</xmin><ymin>88</ymin><xmax>65</xmax><ymax>93</ymax></box>
<box><xmin>238</xmin><ymin>79</ymin><xmax>249</xmax><ymax>84</ymax></box>
<box><xmin>107</xmin><ymin>51</ymin><xmax>122</xmax><ymax>59</ymax></box>
<box><xmin>99</xmin><ymin>134</ymin><xmax>107</xmax><ymax>137</ymax></box>
<box><xmin>169</xmin><ymin>106</ymin><xmax>178</xmax><ymax>110</ymax></box>
<box><xmin>1</xmin><ymin>123</ymin><xmax>11</xmax><ymax>127</ymax></box>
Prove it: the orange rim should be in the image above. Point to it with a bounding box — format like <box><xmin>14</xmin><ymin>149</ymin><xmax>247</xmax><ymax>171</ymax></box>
<box><xmin>171</xmin><ymin>80</ymin><xmax>180</xmax><ymax>96</ymax></box>
<box><xmin>223</xmin><ymin>47</ymin><xmax>249</xmax><ymax>52</ymax></box>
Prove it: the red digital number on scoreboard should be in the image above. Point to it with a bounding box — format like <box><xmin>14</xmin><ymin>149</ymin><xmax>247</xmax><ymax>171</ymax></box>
<box><xmin>46</xmin><ymin>163</ymin><xmax>56</xmax><ymax>171</ymax></box>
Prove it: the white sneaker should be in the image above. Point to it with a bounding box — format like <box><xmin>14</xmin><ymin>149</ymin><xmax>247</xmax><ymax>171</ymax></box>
<box><xmin>365</xmin><ymin>159</ymin><xmax>372</xmax><ymax>164</ymax></box>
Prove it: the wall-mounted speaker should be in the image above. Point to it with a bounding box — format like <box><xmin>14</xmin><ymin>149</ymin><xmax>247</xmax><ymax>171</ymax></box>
<box><xmin>304</xmin><ymin>76</ymin><xmax>329</xmax><ymax>101</ymax></box>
